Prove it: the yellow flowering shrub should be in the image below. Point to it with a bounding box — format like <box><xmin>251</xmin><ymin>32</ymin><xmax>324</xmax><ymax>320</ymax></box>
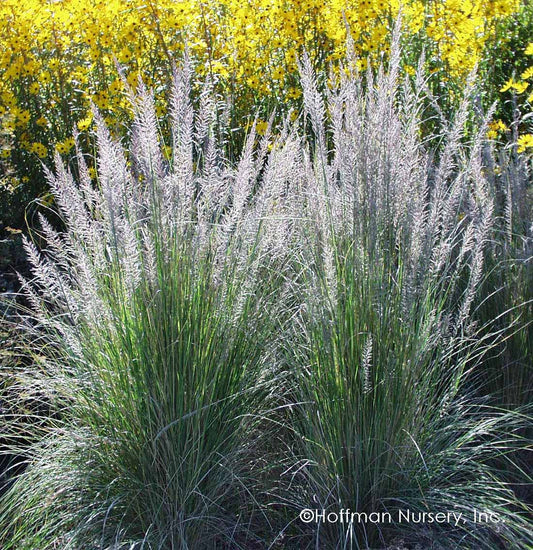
<box><xmin>0</xmin><ymin>0</ymin><xmax>522</xmax><ymax>135</ymax></box>
<box><xmin>0</xmin><ymin>0</ymin><xmax>528</xmax><ymax>227</ymax></box>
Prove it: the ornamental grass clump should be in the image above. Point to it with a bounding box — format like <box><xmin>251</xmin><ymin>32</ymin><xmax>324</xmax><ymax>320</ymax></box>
<box><xmin>0</xmin><ymin>38</ymin><xmax>532</xmax><ymax>549</ymax></box>
<box><xmin>277</xmin><ymin>37</ymin><xmax>532</xmax><ymax>548</ymax></box>
<box><xmin>0</xmin><ymin>64</ymin><xmax>297</xmax><ymax>549</ymax></box>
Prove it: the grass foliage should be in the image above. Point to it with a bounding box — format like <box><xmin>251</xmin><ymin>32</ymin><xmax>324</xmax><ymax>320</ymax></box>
<box><xmin>0</xmin><ymin>40</ymin><xmax>531</xmax><ymax>549</ymax></box>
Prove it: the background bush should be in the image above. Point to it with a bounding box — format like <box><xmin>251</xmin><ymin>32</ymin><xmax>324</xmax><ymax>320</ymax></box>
<box><xmin>1</xmin><ymin>0</ymin><xmax>532</xmax><ymax>229</ymax></box>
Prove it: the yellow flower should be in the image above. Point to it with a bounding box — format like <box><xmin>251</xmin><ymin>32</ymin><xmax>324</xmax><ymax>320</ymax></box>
<box><xmin>77</xmin><ymin>113</ymin><xmax>93</xmax><ymax>131</ymax></box>
<box><xmin>92</xmin><ymin>91</ymin><xmax>110</xmax><ymax>110</ymax></box>
<box><xmin>126</xmin><ymin>71</ymin><xmax>140</xmax><ymax>88</ymax></box>
<box><xmin>1</xmin><ymin>93</ymin><xmax>16</xmax><ymax>108</ymax></box>
<box><xmin>36</xmin><ymin>116</ymin><xmax>48</xmax><ymax>127</ymax></box>
<box><xmin>56</xmin><ymin>142</ymin><xmax>68</xmax><ymax>154</ymax></box>
<box><xmin>525</xmin><ymin>43</ymin><xmax>533</xmax><ymax>55</ymax></box>
<box><xmin>17</xmin><ymin>110</ymin><xmax>31</xmax><ymax>125</ymax></box>
<box><xmin>30</xmin><ymin>142</ymin><xmax>48</xmax><ymax>158</ymax></box>
<box><xmin>512</xmin><ymin>81</ymin><xmax>529</xmax><ymax>94</ymax></box>
<box><xmin>117</xmin><ymin>48</ymin><xmax>133</xmax><ymax>63</ymax></box>
<box><xmin>521</xmin><ymin>66</ymin><xmax>533</xmax><ymax>80</ymax></box>
<box><xmin>28</xmin><ymin>82</ymin><xmax>40</xmax><ymax>95</ymax></box>
<box><xmin>499</xmin><ymin>78</ymin><xmax>515</xmax><ymax>93</ymax></box>
<box><xmin>287</xmin><ymin>87</ymin><xmax>302</xmax><ymax>100</ymax></box>
<box><xmin>38</xmin><ymin>71</ymin><xmax>52</xmax><ymax>84</ymax></box>
<box><xmin>56</xmin><ymin>138</ymin><xmax>75</xmax><ymax>155</ymax></box>
<box><xmin>109</xmin><ymin>80</ymin><xmax>123</xmax><ymax>94</ymax></box>
<box><xmin>272</xmin><ymin>67</ymin><xmax>285</xmax><ymax>81</ymax></box>
<box><xmin>517</xmin><ymin>134</ymin><xmax>533</xmax><ymax>153</ymax></box>
<box><xmin>246</xmin><ymin>75</ymin><xmax>260</xmax><ymax>88</ymax></box>
<box><xmin>500</xmin><ymin>78</ymin><xmax>529</xmax><ymax>94</ymax></box>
